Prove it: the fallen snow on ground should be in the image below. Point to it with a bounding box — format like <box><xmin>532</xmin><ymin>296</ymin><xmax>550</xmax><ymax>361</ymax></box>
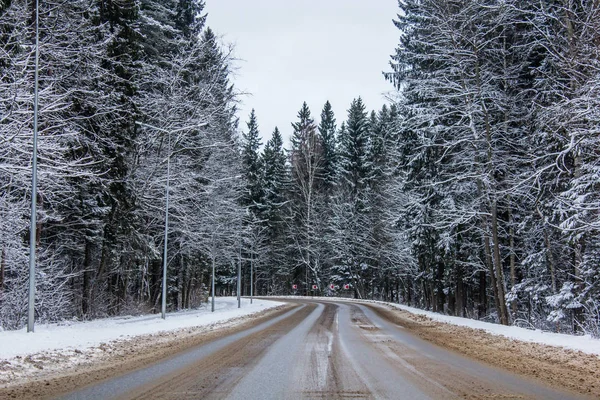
<box><xmin>385</xmin><ymin>301</ymin><xmax>600</xmax><ymax>356</ymax></box>
<box><xmin>0</xmin><ymin>297</ymin><xmax>283</xmax><ymax>360</ymax></box>
<box><xmin>278</xmin><ymin>295</ymin><xmax>600</xmax><ymax>356</ymax></box>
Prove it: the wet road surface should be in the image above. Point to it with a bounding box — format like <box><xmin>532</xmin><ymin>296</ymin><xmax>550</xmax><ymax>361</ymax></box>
<box><xmin>62</xmin><ymin>299</ymin><xmax>585</xmax><ymax>400</ymax></box>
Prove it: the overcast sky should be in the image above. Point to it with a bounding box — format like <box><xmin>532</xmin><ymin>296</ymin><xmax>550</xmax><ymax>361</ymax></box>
<box><xmin>203</xmin><ymin>0</ymin><xmax>400</xmax><ymax>145</ymax></box>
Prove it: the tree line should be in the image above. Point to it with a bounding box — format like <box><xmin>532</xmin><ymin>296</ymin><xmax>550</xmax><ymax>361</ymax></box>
<box><xmin>385</xmin><ymin>0</ymin><xmax>600</xmax><ymax>333</ymax></box>
<box><xmin>2</xmin><ymin>0</ymin><xmax>600</xmax><ymax>337</ymax></box>
<box><xmin>242</xmin><ymin>0</ymin><xmax>600</xmax><ymax>336</ymax></box>
<box><xmin>1</xmin><ymin>0</ymin><xmax>243</xmax><ymax>329</ymax></box>
<box><xmin>239</xmin><ymin>99</ymin><xmax>409</xmax><ymax>304</ymax></box>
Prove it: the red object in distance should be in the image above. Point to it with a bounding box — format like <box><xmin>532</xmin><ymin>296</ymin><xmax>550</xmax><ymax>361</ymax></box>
<box><xmin>344</xmin><ymin>284</ymin><xmax>350</xmax><ymax>290</ymax></box>
<box><xmin>292</xmin><ymin>284</ymin><xmax>298</xmax><ymax>290</ymax></box>
<box><xmin>330</xmin><ymin>284</ymin><xmax>334</xmax><ymax>290</ymax></box>
<box><xmin>312</xmin><ymin>285</ymin><xmax>318</xmax><ymax>290</ymax></box>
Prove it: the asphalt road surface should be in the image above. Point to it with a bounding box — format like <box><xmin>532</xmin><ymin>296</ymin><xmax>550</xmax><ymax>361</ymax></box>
<box><xmin>62</xmin><ymin>299</ymin><xmax>584</xmax><ymax>400</ymax></box>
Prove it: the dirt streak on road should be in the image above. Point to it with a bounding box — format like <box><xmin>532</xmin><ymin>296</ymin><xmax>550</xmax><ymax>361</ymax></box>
<box><xmin>294</xmin><ymin>302</ymin><xmax>371</xmax><ymax>398</ymax></box>
<box><xmin>119</xmin><ymin>303</ymin><xmax>317</xmax><ymax>400</ymax></box>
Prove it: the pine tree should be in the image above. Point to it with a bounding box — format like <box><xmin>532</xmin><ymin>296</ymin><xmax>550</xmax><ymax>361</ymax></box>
<box><xmin>0</xmin><ymin>0</ymin><xmax>131</xmax><ymax>325</ymax></box>
<box><xmin>289</xmin><ymin>102</ymin><xmax>325</xmax><ymax>292</ymax></box>
<box><xmin>331</xmin><ymin>98</ymin><xmax>373</xmax><ymax>298</ymax></box>
<box><xmin>524</xmin><ymin>0</ymin><xmax>600</xmax><ymax>333</ymax></box>
<box><xmin>318</xmin><ymin>101</ymin><xmax>337</xmax><ymax>190</ymax></box>
<box><xmin>262</xmin><ymin>127</ymin><xmax>287</xmax><ymax>230</ymax></box>
<box><xmin>0</xmin><ymin>0</ymin><xmax>246</xmax><ymax>328</ymax></box>
<box><xmin>241</xmin><ymin>109</ymin><xmax>264</xmax><ymax>218</ymax></box>
<box><xmin>260</xmin><ymin>127</ymin><xmax>290</xmax><ymax>292</ymax></box>
<box><xmin>338</xmin><ymin>98</ymin><xmax>370</xmax><ymax>199</ymax></box>
<box><xmin>175</xmin><ymin>0</ymin><xmax>207</xmax><ymax>37</ymax></box>
<box><xmin>196</xmin><ymin>27</ymin><xmax>237</xmax><ymax>136</ymax></box>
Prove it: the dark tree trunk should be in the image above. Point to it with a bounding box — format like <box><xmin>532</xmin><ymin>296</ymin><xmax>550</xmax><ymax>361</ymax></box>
<box><xmin>82</xmin><ymin>241</ymin><xmax>93</xmax><ymax>316</ymax></box>
<box><xmin>0</xmin><ymin>247</ymin><xmax>5</xmax><ymax>292</ymax></box>
<box><xmin>478</xmin><ymin>270</ymin><xmax>487</xmax><ymax>319</ymax></box>
<box><xmin>455</xmin><ymin>265</ymin><xmax>465</xmax><ymax>317</ymax></box>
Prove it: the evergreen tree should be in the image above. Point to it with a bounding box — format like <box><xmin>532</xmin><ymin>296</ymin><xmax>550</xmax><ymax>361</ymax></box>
<box><xmin>338</xmin><ymin>98</ymin><xmax>370</xmax><ymax>199</ymax></box>
<box><xmin>318</xmin><ymin>101</ymin><xmax>337</xmax><ymax>190</ymax></box>
<box><xmin>260</xmin><ymin>127</ymin><xmax>290</xmax><ymax>292</ymax></box>
<box><xmin>241</xmin><ymin>109</ymin><xmax>264</xmax><ymax>218</ymax></box>
<box><xmin>330</xmin><ymin>98</ymin><xmax>373</xmax><ymax>298</ymax></box>
<box><xmin>289</xmin><ymin>102</ymin><xmax>325</xmax><ymax>292</ymax></box>
<box><xmin>262</xmin><ymin>127</ymin><xmax>287</xmax><ymax>230</ymax></box>
<box><xmin>197</xmin><ymin>27</ymin><xmax>237</xmax><ymax>136</ymax></box>
<box><xmin>175</xmin><ymin>0</ymin><xmax>207</xmax><ymax>37</ymax></box>
<box><xmin>0</xmin><ymin>0</ymin><xmax>111</xmax><ymax>325</ymax></box>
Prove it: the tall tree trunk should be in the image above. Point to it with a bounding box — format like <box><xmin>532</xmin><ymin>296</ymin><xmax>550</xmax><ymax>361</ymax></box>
<box><xmin>437</xmin><ymin>261</ymin><xmax>445</xmax><ymax>312</ymax></box>
<box><xmin>491</xmin><ymin>200</ymin><xmax>509</xmax><ymax>325</ymax></box>
<box><xmin>483</xmin><ymin>223</ymin><xmax>500</xmax><ymax>320</ymax></box>
<box><xmin>508</xmin><ymin>201</ymin><xmax>518</xmax><ymax>318</ymax></box>
<box><xmin>0</xmin><ymin>247</ymin><xmax>5</xmax><ymax>292</ymax></box>
<box><xmin>455</xmin><ymin>263</ymin><xmax>465</xmax><ymax>317</ymax></box>
<box><xmin>82</xmin><ymin>240</ymin><xmax>93</xmax><ymax>316</ymax></box>
<box><xmin>536</xmin><ymin>207</ymin><xmax>557</xmax><ymax>294</ymax></box>
<box><xmin>478</xmin><ymin>270</ymin><xmax>487</xmax><ymax>319</ymax></box>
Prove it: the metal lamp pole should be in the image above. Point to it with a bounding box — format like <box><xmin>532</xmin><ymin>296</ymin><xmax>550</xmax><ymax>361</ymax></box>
<box><xmin>160</xmin><ymin>130</ymin><xmax>171</xmax><ymax>319</ymax></box>
<box><xmin>27</xmin><ymin>0</ymin><xmax>41</xmax><ymax>333</ymax></box>
<box><xmin>237</xmin><ymin>224</ymin><xmax>242</xmax><ymax>309</ymax></box>
<box><xmin>211</xmin><ymin>253</ymin><xmax>215</xmax><ymax>312</ymax></box>
<box><xmin>135</xmin><ymin>121</ymin><xmax>206</xmax><ymax>319</ymax></box>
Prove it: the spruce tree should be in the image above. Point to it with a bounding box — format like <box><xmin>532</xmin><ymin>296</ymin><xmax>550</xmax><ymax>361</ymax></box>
<box><xmin>338</xmin><ymin>97</ymin><xmax>370</xmax><ymax>199</ymax></box>
<box><xmin>330</xmin><ymin>98</ymin><xmax>373</xmax><ymax>298</ymax></box>
<box><xmin>241</xmin><ymin>109</ymin><xmax>264</xmax><ymax>218</ymax></box>
<box><xmin>289</xmin><ymin>102</ymin><xmax>326</xmax><ymax>291</ymax></box>
<box><xmin>262</xmin><ymin>127</ymin><xmax>287</xmax><ymax>229</ymax></box>
<box><xmin>318</xmin><ymin>101</ymin><xmax>337</xmax><ymax>190</ymax></box>
<box><xmin>175</xmin><ymin>0</ymin><xmax>206</xmax><ymax>37</ymax></box>
<box><xmin>260</xmin><ymin>127</ymin><xmax>290</xmax><ymax>292</ymax></box>
<box><xmin>197</xmin><ymin>27</ymin><xmax>237</xmax><ymax>133</ymax></box>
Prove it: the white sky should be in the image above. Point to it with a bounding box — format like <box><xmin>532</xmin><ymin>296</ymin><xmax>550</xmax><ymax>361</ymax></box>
<box><xmin>203</xmin><ymin>0</ymin><xmax>400</xmax><ymax>145</ymax></box>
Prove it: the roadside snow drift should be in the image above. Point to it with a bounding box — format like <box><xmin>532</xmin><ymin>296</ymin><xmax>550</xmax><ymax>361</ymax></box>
<box><xmin>386</xmin><ymin>301</ymin><xmax>600</xmax><ymax>356</ymax></box>
<box><xmin>0</xmin><ymin>297</ymin><xmax>283</xmax><ymax>360</ymax></box>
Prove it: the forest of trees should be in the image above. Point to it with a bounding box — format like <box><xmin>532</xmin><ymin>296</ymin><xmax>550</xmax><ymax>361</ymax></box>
<box><xmin>384</xmin><ymin>0</ymin><xmax>600</xmax><ymax>334</ymax></box>
<box><xmin>1</xmin><ymin>0</ymin><xmax>600</xmax><ymax>337</ymax></box>
<box><xmin>0</xmin><ymin>0</ymin><xmax>243</xmax><ymax>329</ymax></box>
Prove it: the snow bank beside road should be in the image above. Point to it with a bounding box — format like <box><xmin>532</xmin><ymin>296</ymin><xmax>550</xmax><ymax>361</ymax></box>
<box><xmin>0</xmin><ymin>297</ymin><xmax>283</xmax><ymax>360</ymax></box>
<box><xmin>384</xmin><ymin>301</ymin><xmax>600</xmax><ymax>356</ymax></box>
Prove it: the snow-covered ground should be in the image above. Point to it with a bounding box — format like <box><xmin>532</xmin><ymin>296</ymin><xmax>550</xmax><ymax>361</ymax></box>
<box><xmin>278</xmin><ymin>296</ymin><xmax>600</xmax><ymax>356</ymax></box>
<box><xmin>386</xmin><ymin>301</ymin><xmax>600</xmax><ymax>356</ymax></box>
<box><xmin>0</xmin><ymin>297</ymin><xmax>283</xmax><ymax>360</ymax></box>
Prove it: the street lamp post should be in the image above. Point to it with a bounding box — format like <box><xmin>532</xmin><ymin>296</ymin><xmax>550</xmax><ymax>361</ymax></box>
<box><xmin>135</xmin><ymin>121</ymin><xmax>206</xmax><ymax>319</ymax></box>
<box><xmin>211</xmin><ymin>252</ymin><xmax>215</xmax><ymax>312</ymax></box>
<box><xmin>27</xmin><ymin>0</ymin><xmax>41</xmax><ymax>333</ymax></box>
<box><xmin>237</xmin><ymin>222</ymin><xmax>242</xmax><ymax>309</ymax></box>
<box><xmin>161</xmin><ymin>130</ymin><xmax>171</xmax><ymax>320</ymax></box>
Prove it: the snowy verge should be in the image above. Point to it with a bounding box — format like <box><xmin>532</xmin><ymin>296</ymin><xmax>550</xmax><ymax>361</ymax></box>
<box><xmin>0</xmin><ymin>297</ymin><xmax>283</xmax><ymax>360</ymax></box>
<box><xmin>385</xmin><ymin>301</ymin><xmax>600</xmax><ymax>356</ymax></box>
<box><xmin>273</xmin><ymin>296</ymin><xmax>600</xmax><ymax>356</ymax></box>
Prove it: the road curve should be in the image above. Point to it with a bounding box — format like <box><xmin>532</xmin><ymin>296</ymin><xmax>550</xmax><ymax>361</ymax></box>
<box><xmin>60</xmin><ymin>299</ymin><xmax>585</xmax><ymax>400</ymax></box>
